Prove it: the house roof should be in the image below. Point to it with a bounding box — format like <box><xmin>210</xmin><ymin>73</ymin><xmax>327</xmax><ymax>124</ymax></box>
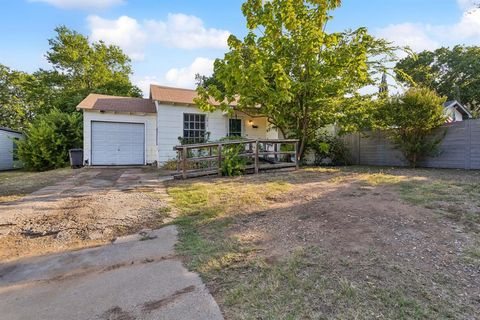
<box><xmin>150</xmin><ymin>84</ymin><xmax>237</xmax><ymax>106</ymax></box>
<box><xmin>76</xmin><ymin>94</ymin><xmax>156</xmax><ymax>113</ymax></box>
<box><xmin>0</xmin><ymin>127</ymin><xmax>22</xmax><ymax>134</ymax></box>
<box><xmin>444</xmin><ymin>100</ymin><xmax>472</xmax><ymax>118</ymax></box>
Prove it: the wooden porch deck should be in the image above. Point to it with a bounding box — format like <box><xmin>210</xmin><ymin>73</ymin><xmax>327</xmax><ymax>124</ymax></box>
<box><xmin>173</xmin><ymin>139</ymin><xmax>299</xmax><ymax>179</ymax></box>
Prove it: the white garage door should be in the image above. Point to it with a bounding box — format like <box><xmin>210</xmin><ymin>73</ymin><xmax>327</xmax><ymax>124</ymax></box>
<box><xmin>91</xmin><ymin>121</ymin><xmax>145</xmax><ymax>165</ymax></box>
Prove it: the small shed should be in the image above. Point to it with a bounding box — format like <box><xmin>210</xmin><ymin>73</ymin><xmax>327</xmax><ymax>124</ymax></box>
<box><xmin>444</xmin><ymin>100</ymin><xmax>472</xmax><ymax>122</ymax></box>
<box><xmin>0</xmin><ymin>127</ymin><xmax>24</xmax><ymax>171</ymax></box>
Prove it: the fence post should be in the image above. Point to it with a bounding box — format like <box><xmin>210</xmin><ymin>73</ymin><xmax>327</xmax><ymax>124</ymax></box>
<box><xmin>182</xmin><ymin>147</ymin><xmax>187</xmax><ymax>179</ymax></box>
<box><xmin>294</xmin><ymin>141</ymin><xmax>299</xmax><ymax>170</ymax></box>
<box><xmin>217</xmin><ymin>144</ymin><xmax>222</xmax><ymax>176</ymax></box>
<box><xmin>255</xmin><ymin>140</ymin><xmax>259</xmax><ymax>174</ymax></box>
<box><xmin>465</xmin><ymin>120</ymin><xmax>472</xmax><ymax>170</ymax></box>
<box><xmin>274</xmin><ymin>142</ymin><xmax>278</xmax><ymax>163</ymax></box>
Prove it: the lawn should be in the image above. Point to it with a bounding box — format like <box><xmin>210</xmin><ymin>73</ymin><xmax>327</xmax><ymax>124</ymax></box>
<box><xmin>166</xmin><ymin>166</ymin><xmax>480</xmax><ymax>319</ymax></box>
<box><xmin>0</xmin><ymin>168</ymin><xmax>78</xmax><ymax>202</ymax></box>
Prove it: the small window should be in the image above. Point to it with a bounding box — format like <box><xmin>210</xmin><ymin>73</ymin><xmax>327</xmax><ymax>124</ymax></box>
<box><xmin>229</xmin><ymin>119</ymin><xmax>242</xmax><ymax>137</ymax></box>
<box><xmin>183</xmin><ymin>113</ymin><xmax>206</xmax><ymax>144</ymax></box>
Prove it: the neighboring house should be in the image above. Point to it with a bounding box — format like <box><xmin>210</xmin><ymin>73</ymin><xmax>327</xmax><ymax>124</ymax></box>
<box><xmin>77</xmin><ymin>85</ymin><xmax>279</xmax><ymax>166</ymax></box>
<box><xmin>444</xmin><ymin>100</ymin><xmax>472</xmax><ymax>123</ymax></box>
<box><xmin>0</xmin><ymin>127</ymin><xmax>23</xmax><ymax>171</ymax></box>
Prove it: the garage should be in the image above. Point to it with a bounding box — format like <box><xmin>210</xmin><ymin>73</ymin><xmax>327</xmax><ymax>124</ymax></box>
<box><xmin>91</xmin><ymin>121</ymin><xmax>145</xmax><ymax>165</ymax></box>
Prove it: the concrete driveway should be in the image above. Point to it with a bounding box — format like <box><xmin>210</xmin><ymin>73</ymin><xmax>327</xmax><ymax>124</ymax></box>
<box><xmin>0</xmin><ymin>226</ymin><xmax>223</xmax><ymax>320</ymax></box>
<box><xmin>0</xmin><ymin>167</ymin><xmax>224</xmax><ymax>320</ymax></box>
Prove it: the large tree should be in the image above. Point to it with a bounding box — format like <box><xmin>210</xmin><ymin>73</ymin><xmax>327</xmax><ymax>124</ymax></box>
<box><xmin>195</xmin><ymin>0</ymin><xmax>396</xmax><ymax>158</ymax></box>
<box><xmin>0</xmin><ymin>64</ymin><xmax>42</xmax><ymax>131</ymax></box>
<box><xmin>43</xmin><ymin>26</ymin><xmax>142</xmax><ymax>113</ymax></box>
<box><xmin>0</xmin><ymin>26</ymin><xmax>141</xmax><ymax>130</ymax></box>
<box><xmin>395</xmin><ymin>46</ymin><xmax>480</xmax><ymax>117</ymax></box>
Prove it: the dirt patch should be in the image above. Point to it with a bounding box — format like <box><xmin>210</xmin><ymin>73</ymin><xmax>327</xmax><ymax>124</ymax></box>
<box><xmin>0</xmin><ymin>168</ymin><xmax>172</xmax><ymax>262</ymax></box>
<box><xmin>169</xmin><ymin>167</ymin><xmax>480</xmax><ymax>319</ymax></box>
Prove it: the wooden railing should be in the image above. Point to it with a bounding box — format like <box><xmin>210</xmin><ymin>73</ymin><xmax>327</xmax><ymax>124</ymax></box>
<box><xmin>173</xmin><ymin>139</ymin><xmax>299</xmax><ymax>179</ymax></box>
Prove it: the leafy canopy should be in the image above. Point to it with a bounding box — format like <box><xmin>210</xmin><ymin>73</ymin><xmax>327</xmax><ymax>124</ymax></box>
<box><xmin>44</xmin><ymin>26</ymin><xmax>142</xmax><ymax>113</ymax></box>
<box><xmin>0</xmin><ymin>65</ymin><xmax>34</xmax><ymax>131</ymax></box>
<box><xmin>378</xmin><ymin>87</ymin><xmax>446</xmax><ymax>168</ymax></box>
<box><xmin>0</xmin><ymin>26</ymin><xmax>141</xmax><ymax>131</ymax></box>
<box><xmin>195</xmin><ymin>0</ymin><xmax>397</xmax><ymax>158</ymax></box>
<box><xmin>395</xmin><ymin>46</ymin><xmax>480</xmax><ymax>117</ymax></box>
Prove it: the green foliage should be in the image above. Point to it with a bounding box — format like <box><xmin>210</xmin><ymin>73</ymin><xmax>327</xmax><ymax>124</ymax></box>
<box><xmin>177</xmin><ymin>131</ymin><xmax>211</xmax><ymax>145</ymax></box>
<box><xmin>44</xmin><ymin>26</ymin><xmax>142</xmax><ymax>113</ymax></box>
<box><xmin>220</xmin><ymin>136</ymin><xmax>248</xmax><ymax>176</ymax></box>
<box><xmin>195</xmin><ymin>0</ymin><xmax>398</xmax><ymax>159</ymax></box>
<box><xmin>396</xmin><ymin>46</ymin><xmax>480</xmax><ymax>117</ymax></box>
<box><xmin>378</xmin><ymin>87</ymin><xmax>446</xmax><ymax>168</ymax></box>
<box><xmin>0</xmin><ymin>26</ymin><xmax>141</xmax><ymax>131</ymax></box>
<box><xmin>16</xmin><ymin>109</ymin><xmax>82</xmax><ymax>171</ymax></box>
<box><xmin>195</xmin><ymin>73</ymin><xmax>225</xmax><ymax>94</ymax></box>
<box><xmin>0</xmin><ymin>64</ymin><xmax>42</xmax><ymax>131</ymax></box>
<box><xmin>308</xmin><ymin>132</ymin><xmax>350</xmax><ymax>166</ymax></box>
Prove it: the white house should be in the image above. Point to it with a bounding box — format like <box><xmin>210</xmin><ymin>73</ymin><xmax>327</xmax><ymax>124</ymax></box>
<box><xmin>444</xmin><ymin>100</ymin><xmax>472</xmax><ymax>122</ymax></box>
<box><xmin>0</xmin><ymin>127</ymin><xmax>23</xmax><ymax>171</ymax></box>
<box><xmin>77</xmin><ymin>85</ymin><xmax>279</xmax><ymax>166</ymax></box>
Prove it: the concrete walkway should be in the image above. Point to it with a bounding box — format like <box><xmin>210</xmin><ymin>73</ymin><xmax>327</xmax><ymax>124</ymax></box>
<box><xmin>0</xmin><ymin>226</ymin><xmax>224</xmax><ymax>320</ymax></box>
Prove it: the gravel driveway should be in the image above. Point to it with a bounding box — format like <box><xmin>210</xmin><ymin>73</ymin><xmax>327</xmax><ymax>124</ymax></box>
<box><xmin>0</xmin><ymin>167</ymin><xmax>172</xmax><ymax>261</ymax></box>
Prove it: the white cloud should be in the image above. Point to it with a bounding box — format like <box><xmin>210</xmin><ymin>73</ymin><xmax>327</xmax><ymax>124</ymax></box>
<box><xmin>451</xmin><ymin>8</ymin><xmax>480</xmax><ymax>39</ymax></box>
<box><xmin>376</xmin><ymin>3</ymin><xmax>480</xmax><ymax>53</ymax></box>
<box><xmin>87</xmin><ymin>14</ymin><xmax>230</xmax><ymax>61</ymax></box>
<box><xmin>145</xmin><ymin>13</ymin><xmax>230</xmax><ymax>49</ymax></box>
<box><xmin>165</xmin><ymin>57</ymin><xmax>214</xmax><ymax>88</ymax></box>
<box><xmin>29</xmin><ymin>0</ymin><xmax>123</xmax><ymax>10</ymax></box>
<box><xmin>88</xmin><ymin>15</ymin><xmax>148</xmax><ymax>60</ymax></box>
<box><xmin>133</xmin><ymin>75</ymin><xmax>161</xmax><ymax>97</ymax></box>
<box><xmin>376</xmin><ymin>23</ymin><xmax>439</xmax><ymax>52</ymax></box>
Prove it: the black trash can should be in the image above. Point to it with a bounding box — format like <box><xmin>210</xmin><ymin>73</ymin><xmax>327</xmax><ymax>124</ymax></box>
<box><xmin>69</xmin><ymin>149</ymin><xmax>84</xmax><ymax>169</ymax></box>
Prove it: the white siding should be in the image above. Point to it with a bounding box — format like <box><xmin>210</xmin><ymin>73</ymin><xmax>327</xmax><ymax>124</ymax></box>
<box><xmin>83</xmin><ymin>110</ymin><xmax>157</xmax><ymax>165</ymax></box>
<box><xmin>445</xmin><ymin>106</ymin><xmax>464</xmax><ymax>122</ymax></box>
<box><xmin>0</xmin><ymin>130</ymin><xmax>23</xmax><ymax>171</ymax></box>
<box><xmin>155</xmin><ymin>102</ymin><xmax>278</xmax><ymax>163</ymax></box>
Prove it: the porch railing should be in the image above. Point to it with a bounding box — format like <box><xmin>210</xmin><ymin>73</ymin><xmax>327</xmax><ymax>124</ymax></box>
<box><xmin>173</xmin><ymin>139</ymin><xmax>299</xmax><ymax>179</ymax></box>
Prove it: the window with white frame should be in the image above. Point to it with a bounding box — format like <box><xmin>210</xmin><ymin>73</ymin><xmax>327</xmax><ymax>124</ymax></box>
<box><xmin>183</xmin><ymin>113</ymin><xmax>206</xmax><ymax>143</ymax></box>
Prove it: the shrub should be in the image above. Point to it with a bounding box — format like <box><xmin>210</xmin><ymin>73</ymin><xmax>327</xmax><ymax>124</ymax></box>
<box><xmin>308</xmin><ymin>132</ymin><xmax>350</xmax><ymax>166</ymax></box>
<box><xmin>378</xmin><ymin>87</ymin><xmax>446</xmax><ymax>168</ymax></box>
<box><xmin>16</xmin><ymin>109</ymin><xmax>82</xmax><ymax>171</ymax></box>
<box><xmin>220</xmin><ymin>136</ymin><xmax>249</xmax><ymax>176</ymax></box>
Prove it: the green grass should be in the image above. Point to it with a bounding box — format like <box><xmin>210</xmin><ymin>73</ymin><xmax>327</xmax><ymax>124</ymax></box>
<box><xmin>399</xmin><ymin>179</ymin><xmax>480</xmax><ymax>229</ymax></box>
<box><xmin>0</xmin><ymin>167</ymin><xmax>76</xmax><ymax>202</ymax></box>
<box><xmin>168</xmin><ymin>178</ymin><xmax>292</xmax><ymax>279</ymax></box>
<box><xmin>223</xmin><ymin>247</ymin><xmax>453</xmax><ymax>320</ymax></box>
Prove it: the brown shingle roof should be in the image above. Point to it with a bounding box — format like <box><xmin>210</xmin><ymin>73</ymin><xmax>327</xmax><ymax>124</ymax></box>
<box><xmin>76</xmin><ymin>94</ymin><xmax>156</xmax><ymax>113</ymax></box>
<box><xmin>150</xmin><ymin>84</ymin><xmax>236</xmax><ymax>106</ymax></box>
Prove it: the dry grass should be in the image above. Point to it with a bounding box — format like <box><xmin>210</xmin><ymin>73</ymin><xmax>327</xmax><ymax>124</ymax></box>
<box><xmin>0</xmin><ymin>168</ymin><xmax>77</xmax><ymax>202</ymax></box>
<box><xmin>167</xmin><ymin>166</ymin><xmax>480</xmax><ymax>319</ymax></box>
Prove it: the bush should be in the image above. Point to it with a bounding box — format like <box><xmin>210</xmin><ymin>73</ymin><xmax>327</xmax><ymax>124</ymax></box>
<box><xmin>308</xmin><ymin>132</ymin><xmax>350</xmax><ymax>166</ymax></box>
<box><xmin>16</xmin><ymin>109</ymin><xmax>82</xmax><ymax>171</ymax></box>
<box><xmin>220</xmin><ymin>136</ymin><xmax>249</xmax><ymax>176</ymax></box>
<box><xmin>378</xmin><ymin>87</ymin><xmax>446</xmax><ymax>168</ymax></box>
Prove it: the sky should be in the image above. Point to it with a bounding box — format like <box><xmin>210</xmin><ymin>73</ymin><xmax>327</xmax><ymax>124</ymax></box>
<box><xmin>1</xmin><ymin>0</ymin><xmax>479</xmax><ymax>96</ymax></box>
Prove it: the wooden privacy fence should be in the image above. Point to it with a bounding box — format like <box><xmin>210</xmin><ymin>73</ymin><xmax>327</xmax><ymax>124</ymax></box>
<box><xmin>343</xmin><ymin>119</ymin><xmax>480</xmax><ymax>169</ymax></box>
<box><xmin>173</xmin><ymin>139</ymin><xmax>299</xmax><ymax>179</ymax></box>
